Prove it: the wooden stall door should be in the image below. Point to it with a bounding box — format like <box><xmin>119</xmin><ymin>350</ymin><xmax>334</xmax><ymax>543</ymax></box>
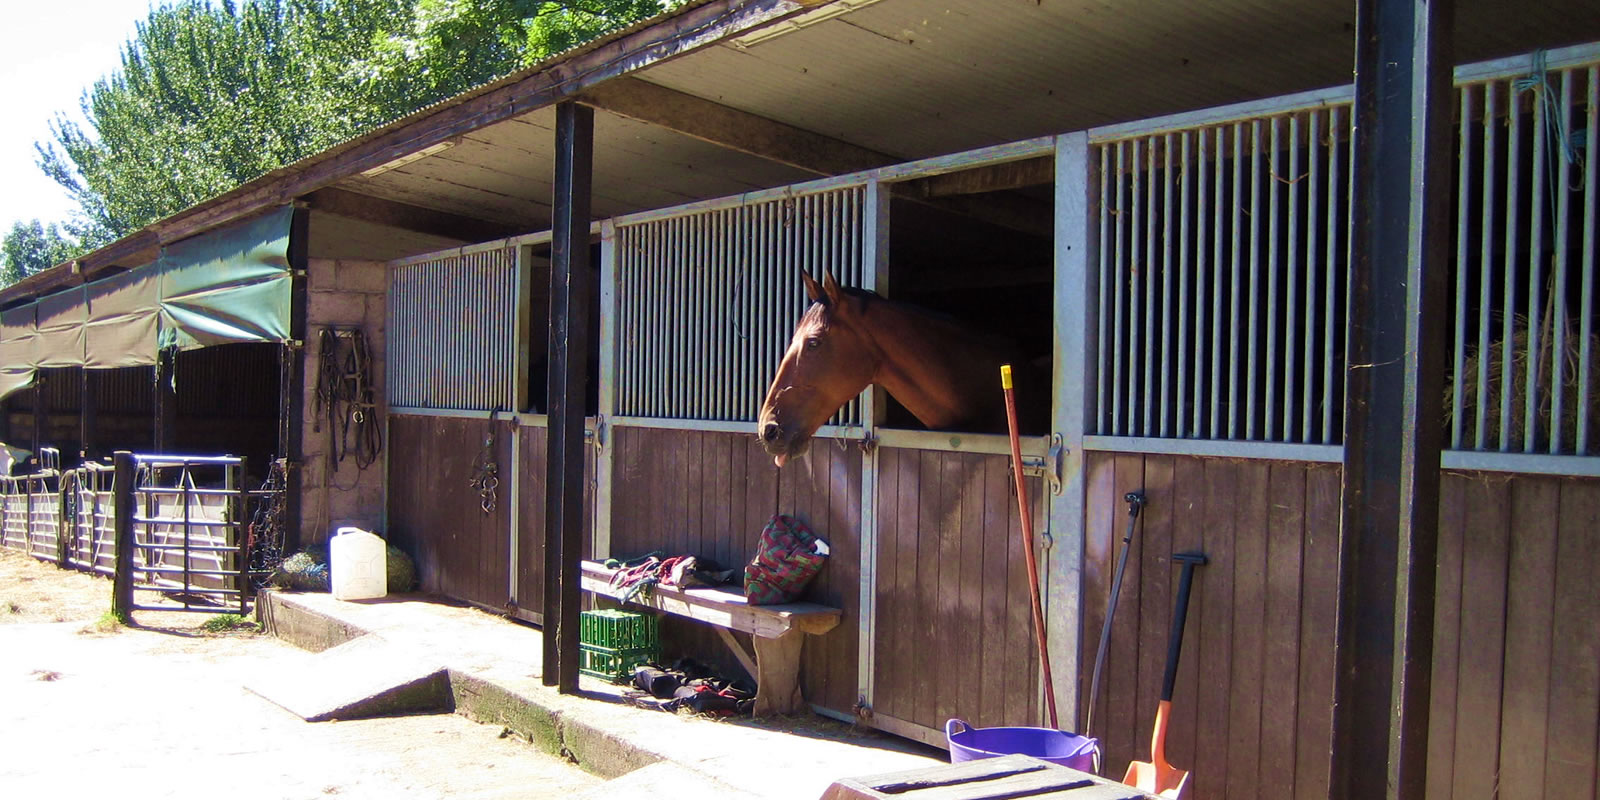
<box><xmin>387</xmin><ymin>414</ymin><xmax>514</xmax><ymax>612</ymax></box>
<box><xmin>872</xmin><ymin>446</ymin><xmax>1047</xmax><ymax>741</ymax></box>
<box><xmin>1079</xmin><ymin>452</ymin><xmax>1341</xmax><ymax>800</ymax></box>
<box><xmin>512</xmin><ymin>421</ymin><xmax>597</xmax><ymax>624</ymax></box>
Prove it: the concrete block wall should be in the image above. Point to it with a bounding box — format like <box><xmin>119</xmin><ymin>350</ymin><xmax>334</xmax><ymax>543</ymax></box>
<box><xmin>301</xmin><ymin>259</ymin><xmax>387</xmax><ymax>545</ymax></box>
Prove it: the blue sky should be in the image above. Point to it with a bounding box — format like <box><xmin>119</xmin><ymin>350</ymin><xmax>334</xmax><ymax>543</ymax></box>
<box><xmin>0</xmin><ymin>1</ymin><xmax>155</xmax><ymax>235</ymax></box>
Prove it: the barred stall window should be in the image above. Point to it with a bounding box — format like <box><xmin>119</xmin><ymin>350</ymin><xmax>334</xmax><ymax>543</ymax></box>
<box><xmin>386</xmin><ymin>246</ymin><xmax>522</xmax><ymax>412</ymax></box>
<box><xmin>614</xmin><ymin>187</ymin><xmax>866</xmax><ymax>424</ymax></box>
<box><xmin>1093</xmin><ymin>107</ymin><xmax>1355</xmax><ymax>445</ymax></box>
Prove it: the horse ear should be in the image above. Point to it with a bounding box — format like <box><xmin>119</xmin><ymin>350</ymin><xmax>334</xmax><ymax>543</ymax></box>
<box><xmin>801</xmin><ymin>271</ymin><xmax>826</xmax><ymax>304</ymax></box>
<box><xmin>822</xmin><ymin>271</ymin><xmax>845</xmax><ymax>307</ymax></box>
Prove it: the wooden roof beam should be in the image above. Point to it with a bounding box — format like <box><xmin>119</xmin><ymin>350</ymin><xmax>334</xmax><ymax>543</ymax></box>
<box><xmin>305</xmin><ymin>188</ymin><xmax>526</xmax><ymax>243</ymax></box>
<box><xmin>578</xmin><ymin>77</ymin><xmax>894</xmax><ymax>176</ymax></box>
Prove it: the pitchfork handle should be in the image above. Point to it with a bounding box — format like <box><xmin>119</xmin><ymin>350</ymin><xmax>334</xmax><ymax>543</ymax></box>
<box><xmin>1161</xmin><ymin>551</ymin><xmax>1208</xmax><ymax>703</ymax></box>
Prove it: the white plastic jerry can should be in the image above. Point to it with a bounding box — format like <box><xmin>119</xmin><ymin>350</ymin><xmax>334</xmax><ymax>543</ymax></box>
<box><xmin>330</xmin><ymin>527</ymin><xmax>388</xmax><ymax>601</ymax></box>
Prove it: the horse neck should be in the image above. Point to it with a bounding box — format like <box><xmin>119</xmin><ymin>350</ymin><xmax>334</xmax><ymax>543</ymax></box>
<box><xmin>859</xmin><ymin>301</ymin><xmax>1007</xmax><ymax>429</ymax></box>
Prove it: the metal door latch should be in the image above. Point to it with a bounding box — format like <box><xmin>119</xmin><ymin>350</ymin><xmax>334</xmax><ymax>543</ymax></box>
<box><xmin>1019</xmin><ymin>434</ymin><xmax>1065</xmax><ymax>496</ymax></box>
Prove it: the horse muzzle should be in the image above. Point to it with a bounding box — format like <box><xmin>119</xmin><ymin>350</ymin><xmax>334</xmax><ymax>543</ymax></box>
<box><xmin>757</xmin><ymin>420</ymin><xmax>809</xmax><ymax>467</ymax></box>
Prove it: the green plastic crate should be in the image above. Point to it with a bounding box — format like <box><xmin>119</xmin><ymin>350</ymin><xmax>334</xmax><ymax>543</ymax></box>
<box><xmin>578</xmin><ymin>609</ymin><xmax>659</xmax><ymax>681</ymax></box>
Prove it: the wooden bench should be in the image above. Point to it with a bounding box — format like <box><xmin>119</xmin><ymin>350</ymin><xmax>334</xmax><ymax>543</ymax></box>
<box><xmin>579</xmin><ymin>560</ymin><xmax>841</xmax><ymax>716</ymax></box>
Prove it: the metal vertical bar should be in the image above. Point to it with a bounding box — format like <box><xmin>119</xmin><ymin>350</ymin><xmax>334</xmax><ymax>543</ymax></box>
<box><xmin>1051</xmin><ymin>131</ymin><xmax>1094</xmax><ymax>727</ymax></box>
<box><xmin>1097</xmin><ymin>144</ymin><xmax>1111</xmax><ymax>435</ymax></box>
<box><xmin>1194</xmin><ymin>128</ymin><xmax>1209</xmax><ymax>438</ymax></box>
<box><xmin>1580</xmin><ymin>67</ymin><xmax>1599</xmax><ymax>454</ymax></box>
<box><xmin>1143</xmin><ymin>136</ymin><xmax>1157</xmax><ymax>436</ymax></box>
<box><xmin>1501</xmin><ymin>89</ymin><xmax>1522</xmax><ymax>451</ymax></box>
<box><xmin>857</xmin><ymin>177</ymin><xmax>890</xmax><ymax>714</ymax></box>
<box><xmin>1112</xmin><ymin>141</ymin><xmax>1127</xmax><ymax>436</ymax></box>
<box><xmin>1165</xmin><ymin>132</ymin><xmax>1180</xmax><ymax>438</ymax></box>
<box><xmin>1267</xmin><ymin>116</ymin><xmax>1284</xmax><ymax>441</ymax></box>
<box><xmin>1285</xmin><ymin>114</ymin><xmax>1302</xmax><ymax>442</ymax></box>
<box><xmin>1324</xmin><ymin>105</ymin><xmax>1337</xmax><ymax>444</ymax></box>
<box><xmin>1304</xmin><ymin>109</ymin><xmax>1323</xmax><ymax>443</ymax></box>
<box><xmin>757</xmin><ymin>202</ymin><xmax>772</xmax><ymax>417</ymax></box>
<box><xmin>1475</xmin><ymin>85</ymin><xmax>1498</xmax><ymax>449</ymax></box>
<box><xmin>1230</xmin><ymin>122</ymin><xmax>1245</xmax><ymax>439</ymax></box>
<box><xmin>595</xmin><ymin>221</ymin><xmax>618</xmax><ymax>558</ymax></box>
<box><xmin>1549</xmin><ymin>70</ymin><xmax>1572</xmax><ymax>454</ymax></box>
<box><xmin>722</xmin><ymin>209</ymin><xmax>735</xmax><ymax>421</ymax></box>
<box><xmin>694</xmin><ymin>213</ymin><xmax>707</xmax><ymax>420</ymax></box>
<box><xmin>1452</xmin><ymin>88</ymin><xmax>1472</xmax><ymax>454</ymax></box>
<box><xmin>1130</xmin><ymin>137</ymin><xmax>1143</xmax><ymax>435</ymax></box>
<box><xmin>1525</xmin><ymin>77</ymin><xmax>1547</xmax><ymax>453</ymax></box>
<box><xmin>1246</xmin><ymin>119</ymin><xmax>1264</xmax><ymax>439</ymax></box>
<box><xmin>1210</xmin><ymin>126</ymin><xmax>1225</xmax><ymax>439</ymax></box>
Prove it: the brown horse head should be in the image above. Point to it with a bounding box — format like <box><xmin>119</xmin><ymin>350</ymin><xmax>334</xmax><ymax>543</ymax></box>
<box><xmin>757</xmin><ymin>272</ymin><xmax>878</xmax><ymax>467</ymax></box>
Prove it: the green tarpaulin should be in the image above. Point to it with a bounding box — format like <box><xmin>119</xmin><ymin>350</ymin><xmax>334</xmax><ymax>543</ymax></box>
<box><xmin>0</xmin><ymin>206</ymin><xmax>293</xmax><ymax>400</ymax></box>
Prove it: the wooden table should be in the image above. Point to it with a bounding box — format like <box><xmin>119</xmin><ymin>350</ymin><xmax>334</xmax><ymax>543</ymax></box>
<box><xmin>579</xmin><ymin>560</ymin><xmax>840</xmax><ymax>715</ymax></box>
<box><xmin>819</xmin><ymin>754</ymin><xmax>1157</xmax><ymax>800</ymax></box>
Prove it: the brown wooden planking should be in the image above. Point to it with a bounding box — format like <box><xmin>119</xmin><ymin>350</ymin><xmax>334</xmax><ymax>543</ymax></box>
<box><xmin>1133</xmin><ymin>455</ymin><xmax>1173</xmax><ymax>772</ymax></box>
<box><xmin>1425</xmin><ymin>473</ymin><xmax>1467</xmax><ymax>800</ymax></box>
<box><xmin>1079</xmin><ymin>453</ymin><xmax>1118</xmax><ymax>736</ymax></box>
<box><xmin>516</xmin><ymin>425</ymin><xmax>547</xmax><ymax>615</ymax></box>
<box><xmin>917</xmin><ymin>450</ymin><xmax>944</xmax><ymax>727</ymax></box>
<box><xmin>815</xmin><ymin>439</ymin><xmax>861</xmax><ymax>713</ymax></box>
<box><xmin>1293</xmin><ymin>464</ymin><xmax>1339</xmax><ymax>800</ymax></box>
<box><xmin>1166</xmin><ymin>455</ymin><xmax>1207</xmax><ymax>772</ymax></box>
<box><xmin>1225</xmin><ymin>460</ymin><xmax>1268</xmax><ymax>800</ymax></box>
<box><xmin>1545</xmin><ymin>478</ymin><xmax>1600</xmax><ymax>800</ymax></box>
<box><xmin>385</xmin><ymin>415</ymin><xmax>511</xmax><ymax>611</ymax></box>
<box><xmin>1451</xmin><ymin>473</ymin><xmax>1510</xmax><ymax>799</ymax></box>
<box><xmin>875</xmin><ymin>447</ymin><xmax>905</xmax><ymax>721</ymax></box>
<box><xmin>981</xmin><ymin>454</ymin><xmax>1016</xmax><ymax>729</ymax></box>
<box><xmin>1105</xmin><ymin>453</ymin><xmax>1146</xmax><ymax>772</ymax></box>
<box><xmin>685</xmin><ymin>430</ymin><xmax>704</xmax><ymax>566</ymax></box>
<box><xmin>1259</xmin><ymin>461</ymin><xmax>1306</xmax><ymax>799</ymax></box>
<box><xmin>952</xmin><ymin>452</ymin><xmax>984</xmax><ymax>727</ymax></box>
<box><xmin>935</xmin><ymin>453</ymin><xmax>964</xmax><ymax>727</ymax></box>
<box><xmin>1498</xmin><ymin>477</ymin><xmax>1561</xmax><ymax>800</ymax></box>
<box><xmin>1193</xmin><ymin>457</ymin><xmax>1236</xmax><ymax>800</ymax></box>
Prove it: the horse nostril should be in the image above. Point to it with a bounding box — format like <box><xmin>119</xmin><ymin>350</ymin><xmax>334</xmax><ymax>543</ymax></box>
<box><xmin>762</xmin><ymin>422</ymin><xmax>782</xmax><ymax>443</ymax></box>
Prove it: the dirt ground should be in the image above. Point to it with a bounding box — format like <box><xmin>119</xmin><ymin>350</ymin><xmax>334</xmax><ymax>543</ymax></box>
<box><xmin>0</xmin><ymin>547</ymin><xmax>603</xmax><ymax>800</ymax></box>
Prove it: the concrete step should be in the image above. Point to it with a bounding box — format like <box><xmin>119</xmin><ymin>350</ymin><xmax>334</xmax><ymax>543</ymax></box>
<box><xmin>244</xmin><ymin>633</ymin><xmax>452</xmax><ymax>722</ymax></box>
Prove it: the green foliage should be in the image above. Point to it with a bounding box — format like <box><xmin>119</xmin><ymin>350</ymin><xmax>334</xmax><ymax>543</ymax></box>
<box><xmin>201</xmin><ymin>613</ymin><xmax>259</xmax><ymax>632</ymax></box>
<box><xmin>35</xmin><ymin>0</ymin><xmax>674</xmax><ymax>247</ymax></box>
<box><xmin>1</xmin><ymin>220</ymin><xmax>81</xmax><ymax>286</ymax></box>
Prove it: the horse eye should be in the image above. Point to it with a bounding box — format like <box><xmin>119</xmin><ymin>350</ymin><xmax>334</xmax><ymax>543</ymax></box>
<box><xmin>805</xmin><ymin>338</ymin><xmax>821</xmax><ymax>350</ymax></box>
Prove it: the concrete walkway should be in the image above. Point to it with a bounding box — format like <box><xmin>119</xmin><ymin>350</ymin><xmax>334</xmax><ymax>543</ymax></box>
<box><xmin>255</xmin><ymin>589</ymin><xmax>943</xmax><ymax>800</ymax></box>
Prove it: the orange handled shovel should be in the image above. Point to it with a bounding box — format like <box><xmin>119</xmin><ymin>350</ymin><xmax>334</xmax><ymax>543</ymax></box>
<box><xmin>1124</xmin><ymin>550</ymin><xmax>1206</xmax><ymax>798</ymax></box>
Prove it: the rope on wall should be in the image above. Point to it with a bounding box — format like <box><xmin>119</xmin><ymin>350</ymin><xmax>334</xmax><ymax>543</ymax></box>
<box><xmin>313</xmin><ymin>327</ymin><xmax>382</xmax><ymax>471</ymax></box>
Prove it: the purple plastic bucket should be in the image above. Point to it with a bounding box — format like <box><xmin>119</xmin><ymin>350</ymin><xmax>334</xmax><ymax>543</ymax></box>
<box><xmin>945</xmin><ymin>718</ymin><xmax>1099</xmax><ymax>773</ymax></box>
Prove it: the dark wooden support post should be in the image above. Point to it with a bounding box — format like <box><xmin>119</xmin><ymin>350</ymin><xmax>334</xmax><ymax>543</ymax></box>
<box><xmin>154</xmin><ymin>348</ymin><xmax>177</xmax><ymax>453</ymax></box>
<box><xmin>1332</xmin><ymin>0</ymin><xmax>1454</xmax><ymax>798</ymax></box>
<box><xmin>543</xmin><ymin>101</ymin><xmax>593</xmax><ymax>692</ymax></box>
<box><xmin>111</xmin><ymin>450</ymin><xmax>135</xmax><ymax>622</ymax></box>
<box><xmin>80</xmin><ymin>368</ymin><xmax>97</xmax><ymax>462</ymax></box>
<box><xmin>32</xmin><ymin>375</ymin><xmax>46</xmax><ymax>457</ymax></box>
<box><xmin>282</xmin><ymin>208</ymin><xmax>310</xmax><ymax>552</ymax></box>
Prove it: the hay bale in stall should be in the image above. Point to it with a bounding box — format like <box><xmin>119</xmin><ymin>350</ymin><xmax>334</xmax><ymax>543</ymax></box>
<box><xmin>269</xmin><ymin>542</ymin><xmax>418</xmax><ymax>593</ymax></box>
<box><xmin>1445</xmin><ymin>314</ymin><xmax>1600</xmax><ymax>453</ymax></box>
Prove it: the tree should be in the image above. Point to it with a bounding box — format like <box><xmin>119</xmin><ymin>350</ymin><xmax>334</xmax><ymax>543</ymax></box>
<box><xmin>1</xmin><ymin>220</ymin><xmax>79</xmax><ymax>286</ymax></box>
<box><xmin>36</xmin><ymin>0</ymin><xmax>674</xmax><ymax>247</ymax></box>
